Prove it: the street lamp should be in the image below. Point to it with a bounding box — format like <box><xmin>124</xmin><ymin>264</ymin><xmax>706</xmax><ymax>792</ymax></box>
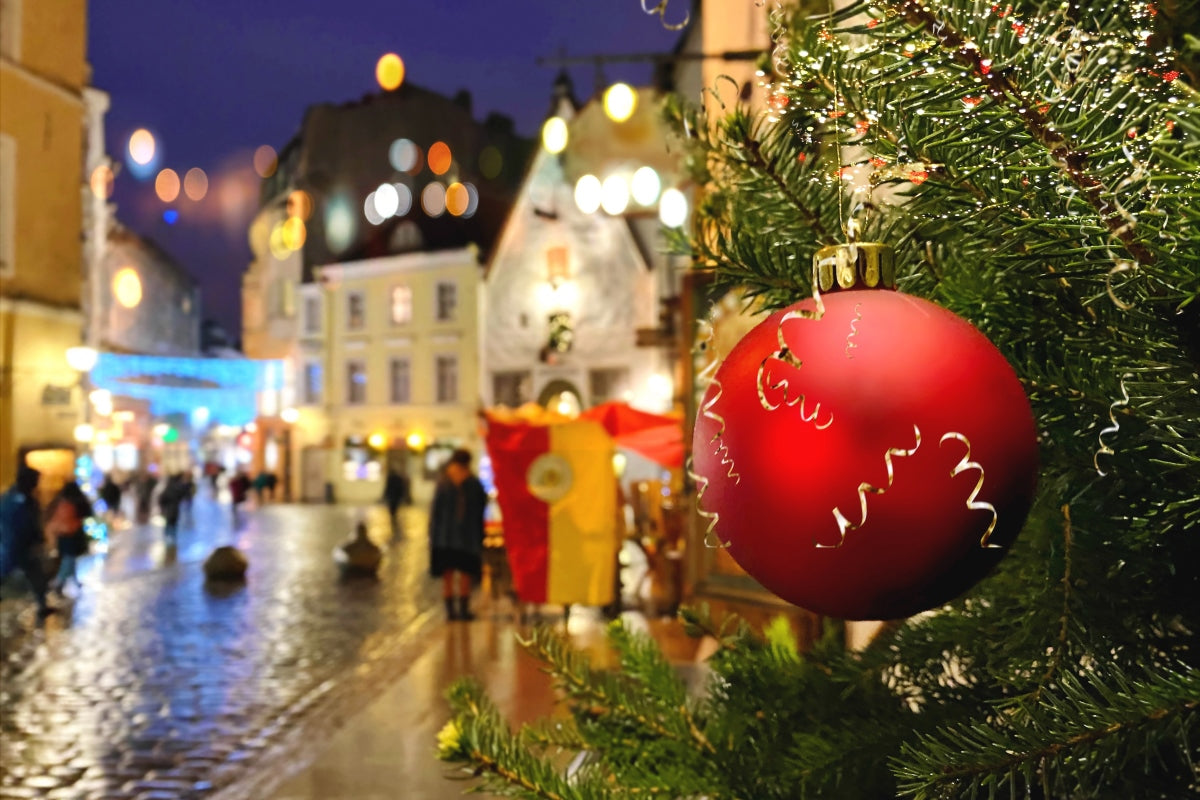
<box><xmin>66</xmin><ymin>346</ymin><xmax>99</xmax><ymax>373</ymax></box>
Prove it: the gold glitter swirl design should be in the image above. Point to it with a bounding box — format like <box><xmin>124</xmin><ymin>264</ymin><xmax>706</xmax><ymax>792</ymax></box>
<box><xmin>1094</xmin><ymin>373</ymin><xmax>1132</xmax><ymax>477</ymax></box>
<box><xmin>756</xmin><ymin>298</ymin><xmax>834</xmax><ymax>428</ymax></box>
<box><xmin>939</xmin><ymin>432</ymin><xmax>1001</xmax><ymax>549</ymax></box>
<box><xmin>845</xmin><ymin>302</ymin><xmax>863</xmax><ymax>359</ymax></box>
<box><xmin>824</xmin><ymin>425</ymin><xmax>922</xmax><ymax>549</ymax></box>
<box><xmin>689</xmin><ymin>319</ymin><xmax>733</xmax><ymax>549</ymax></box>
<box><xmin>639</xmin><ymin>0</ymin><xmax>689</xmax><ymax>30</ymax></box>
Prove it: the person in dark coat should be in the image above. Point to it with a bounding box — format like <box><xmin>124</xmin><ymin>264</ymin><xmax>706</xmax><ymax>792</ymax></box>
<box><xmin>158</xmin><ymin>473</ymin><xmax>186</xmax><ymax>542</ymax></box>
<box><xmin>46</xmin><ymin>481</ymin><xmax>93</xmax><ymax>595</ymax></box>
<box><xmin>99</xmin><ymin>473</ymin><xmax>122</xmax><ymax>523</ymax></box>
<box><xmin>382</xmin><ymin>468</ymin><xmax>411</xmax><ymax>533</ymax></box>
<box><xmin>428</xmin><ymin>449</ymin><xmax>487</xmax><ymax>621</ymax></box>
<box><xmin>0</xmin><ymin>465</ymin><xmax>54</xmax><ymax>617</ymax></box>
<box><xmin>228</xmin><ymin>470</ymin><xmax>250</xmax><ymax>524</ymax></box>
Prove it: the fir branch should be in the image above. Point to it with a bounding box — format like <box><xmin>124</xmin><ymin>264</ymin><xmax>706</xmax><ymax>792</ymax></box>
<box><xmin>887</xmin><ymin>0</ymin><xmax>1157</xmax><ymax>266</ymax></box>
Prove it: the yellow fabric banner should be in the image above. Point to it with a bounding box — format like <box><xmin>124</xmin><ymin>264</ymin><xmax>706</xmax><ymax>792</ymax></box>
<box><xmin>545</xmin><ymin>420</ymin><xmax>618</xmax><ymax>606</ymax></box>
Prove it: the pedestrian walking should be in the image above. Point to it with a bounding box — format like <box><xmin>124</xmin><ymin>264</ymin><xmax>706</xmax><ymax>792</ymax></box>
<box><xmin>229</xmin><ymin>470</ymin><xmax>250</xmax><ymax>524</ymax></box>
<box><xmin>382</xmin><ymin>467</ymin><xmax>412</xmax><ymax>533</ymax></box>
<box><xmin>45</xmin><ymin>481</ymin><xmax>93</xmax><ymax>595</ymax></box>
<box><xmin>99</xmin><ymin>472</ymin><xmax>123</xmax><ymax>524</ymax></box>
<box><xmin>135</xmin><ymin>469</ymin><xmax>157</xmax><ymax>523</ymax></box>
<box><xmin>158</xmin><ymin>473</ymin><xmax>186</xmax><ymax>542</ymax></box>
<box><xmin>428</xmin><ymin>448</ymin><xmax>487</xmax><ymax>622</ymax></box>
<box><xmin>0</xmin><ymin>465</ymin><xmax>55</xmax><ymax>617</ymax></box>
<box><xmin>178</xmin><ymin>470</ymin><xmax>196</xmax><ymax>525</ymax></box>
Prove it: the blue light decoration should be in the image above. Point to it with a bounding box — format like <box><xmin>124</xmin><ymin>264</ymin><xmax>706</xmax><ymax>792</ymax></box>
<box><xmin>90</xmin><ymin>353</ymin><xmax>284</xmax><ymax>427</ymax></box>
<box><xmin>163</xmin><ymin>209</ymin><xmax>180</xmax><ymax>225</ymax></box>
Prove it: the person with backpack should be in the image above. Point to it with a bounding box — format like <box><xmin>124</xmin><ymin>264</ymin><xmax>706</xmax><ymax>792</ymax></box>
<box><xmin>0</xmin><ymin>465</ymin><xmax>55</xmax><ymax>617</ymax></box>
<box><xmin>45</xmin><ymin>481</ymin><xmax>94</xmax><ymax>596</ymax></box>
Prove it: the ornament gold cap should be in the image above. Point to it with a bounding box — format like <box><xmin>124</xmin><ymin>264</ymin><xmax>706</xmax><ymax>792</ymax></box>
<box><xmin>812</xmin><ymin>242</ymin><xmax>896</xmax><ymax>292</ymax></box>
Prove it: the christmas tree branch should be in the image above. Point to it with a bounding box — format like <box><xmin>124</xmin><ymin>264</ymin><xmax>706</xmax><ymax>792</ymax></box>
<box><xmin>887</xmin><ymin>0</ymin><xmax>1157</xmax><ymax>266</ymax></box>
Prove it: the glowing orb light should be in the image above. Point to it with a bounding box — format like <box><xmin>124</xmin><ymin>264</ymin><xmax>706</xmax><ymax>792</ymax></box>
<box><xmin>183</xmin><ymin>168</ymin><xmax>208</xmax><ymax>201</ymax></box>
<box><xmin>287</xmin><ymin>190</ymin><xmax>313</xmax><ymax>220</ymax></box>
<box><xmin>603</xmin><ymin>83</ymin><xmax>637</xmax><ymax>122</ymax></box>
<box><xmin>421</xmin><ymin>182</ymin><xmax>446</xmax><ymax>217</ymax></box>
<box><xmin>541</xmin><ymin>116</ymin><xmax>568</xmax><ymax>154</ymax></box>
<box><xmin>112</xmin><ymin>267</ymin><xmax>143</xmax><ymax>308</ymax></box>
<box><xmin>373</xmin><ymin>182</ymin><xmax>400</xmax><ymax>218</ymax></box>
<box><xmin>90</xmin><ymin>165</ymin><xmax>114</xmax><ymax>199</ymax></box>
<box><xmin>368</xmin><ymin>432</ymin><xmax>387</xmax><ymax>449</ymax></box>
<box><xmin>281</xmin><ymin>217</ymin><xmax>306</xmax><ymax>250</ymax></box>
<box><xmin>129</xmin><ymin>129</ymin><xmax>156</xmax><ymax>165</ymax></box>
<box><xmin>392</xmin><ymin>183</ymin><xmax>413</xmax><ymax>217</ymax></box>
<box><xmin>574</xmin><ymin>174</ymin><xmax>602</xmax><ymax>214</ymax></box>
<box><xmin>631</xmin><ymin>166</ymin><xmax>661</xmax><ymax>206</ymax></box>
<box><xmin>445</xmin><ymin>182</ymin><xmax>469</xmax><ymax>216</ymax></box>
<box><xmin>163</xmin><ymin>209</ymin><xmax>179</xmax><ymax>225</ymax></box>
<box><xmin>155</xmin><ymin>168</ymin><xmax>180</xmax><ymax>203</ymax></box>
<box><xmin>326</xmin><ymin>196</ymin><xmax>356</xmax><ymax>253</ymax></box>
<box><xmin>427</xmin><ymin>142</ymin><xmax>452</xmax><ymax>176</ymax></box>
<box><xmin>659</xmin><ymin>187</ymin><xmax>689</xmax><ymax>228</ymax></box>
<box><xmin>364</xmin><ymin>192</ymin><xmax>385</xmax><ymax>225</ymax></box>
<box><xmin>600</xmin><ymin>174</ymin><xmax>630</xmax><ymax>215</ymax></box>
<box><xmin>389</xmin><ymin>138</ymin><xmax>419</xmax><ymax>172</ymax></box>
<box><xmin>253</xmin><ymin>145</ymin><xmax>278</xmax><ymax>178</ymax></box>
<box><xmin>376</xmin><ymin>53</ymin><xmax>405</xmax><ymax>91</ymax></box>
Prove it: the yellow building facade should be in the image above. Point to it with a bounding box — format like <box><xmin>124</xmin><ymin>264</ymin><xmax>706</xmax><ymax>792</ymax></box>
<box><xmin>0</xmin><ymin>0</ymin><xmax>90</xmax><ymax>489</ymax></box>
<box><xmin>295</xmin><ymin>248</ymin><xmax>483</xmax><ymax>504</ymax></box>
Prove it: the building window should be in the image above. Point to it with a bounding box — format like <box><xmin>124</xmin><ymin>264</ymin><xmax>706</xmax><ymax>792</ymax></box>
<box><xmin>303</xmin><ymin>295</ymin><xmax>322</xmax><ymax>335</ymax></box>
<box><xmin>435</xmin><ymin>281</ymin><xmax>457</xmax><ymax>322</ymax></box>
<box><xmin>0</xmin><ymin>133</ymin><xmax>14</xmax><ymax>278</ymax></box>
<box><xmin>389</xmin><ymin>357</ymin><xmax>411</xmax><ymax>404</ymax></box>
<box><xmin>390</xmin><ymin>285</ymin><xmax>412</xmax><ymax>325</ymax></box>
<box><xmin>347</xmin><ymin>291</ymin><xmax>366</xmax><ymax>331</ymax></box>
<box><xmin>435</xmin><ymin>356</ymin><xmax>458</xmax><ymax>404</ymax></box>
<box><xmin>546</xmin><ymin>245</ymin><xmax>569</xmax><ymax>286</ymax></box>
<box><xmin>493</xmin><ymin>371</ymin><xmax>531</xmax><ymax>408</ymax></box>
<box><xmin>346</xmin><ymin>360</ymin><xmax>367</xmax><ymax>405</ymax></box>
<box><xmin>589</xmin><ymin>367</ymin><xmax>630</xmax><ymax>405</ymax></box>
<box><xmin>303</xmin><ymin>361</ymin><xmax>322</xmax><ymax>405</ymax></box>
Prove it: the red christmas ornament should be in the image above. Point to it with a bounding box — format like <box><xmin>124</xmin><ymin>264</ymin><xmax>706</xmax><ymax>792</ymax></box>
<box><xmin>692</xmin><ymin>244</ymin><xmax>1039</xmax><ymax>620</ymax></box>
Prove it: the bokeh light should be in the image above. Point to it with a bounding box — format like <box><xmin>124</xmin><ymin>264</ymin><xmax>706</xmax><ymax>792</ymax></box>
<box><xmin>373</xmin><ymin>183</ymin><xmax>400</xmax><ymax>219</ymax></box>
<box><xmin>128</xmin><ymin>129</ymin><xmax>156</xmax><ymax>166</ymax></box>
<box><xmin>631</xmin><ymin>166</ymin><xmax>661</xmax><ymax>206</ymax></box>
<box><xmin>603</xmin><ymin>83</ymin><xmax>637</xmax><ymax>122</ymax></box>
<box><xmin>421</xmin><ymin>182</ymin><xmax>446</xmax><ymax>217</ymax></box>
<box><xmin>155</xmin><ymin>168</ymin><xmax>180</xmax><ymax>203</ymax></box>
<box><xmin>183</xmin><ymin>168</ymin><xmax>209</xmax><ymax>201</ymax></box>
<box><xmin>600</xmin><ymin>174</ymin><xmax>629</xmax><ymax>215</ymax></box>
<box><xmin>541</xmin><ymin>117</ymin><xmax>568</xmax><ymax>154</ymax></box>
<box><xmin>112</xmin><ymin>267</ymin><xmax>143</xmax><ymax>308</ymax></box>
<box><xmin>376</xmin><ymin>53</ymin><xmax>405</xmax><ymax>91</ymax></box>
<box><xmin>163</xmin><ymin>209</ymin><xmax>179</xmax><ymax>225</ymax></box>
<box><xmin>463</xmin><ymin>183</ymin><xmax>479</xmax><ymax>218</ymax></box>
<box><xmin>89</xmin><ymin>165</ymin><xmax>114</xmax><ymax>199</ymax></box>
<box><xmin>364</xmin><ymin>191</ymin><xmax>384</xmax><ymax>225</ymax></box>
<box><xmin>445</xmin><ymin>182</ymin><xmax>469</xmax><ymax>216</ymax></box>
<box><xmin>574</xmin><ymin>174</ymin><xmax>602</xmax><ymax>214</ymax></box>
<box><xmin>269</xmin><ymin>223</ymin><xmax>290</xmax><ymax>260</ymax></box>
<box><xmin>427</xmin><ymin>141</ymin><xmax>452</xmax><ymax>176</ymax></box>
<box><xmin>479</xmin><ymin>146</ymin><xmax>502</xmax><ymax>179</ymax></box>
<box><xmin>282</xmin><ymin>216</ymin><xmax>306</xmax><ymax>250</ymax></box>
<box><xmin>325</xmin><ymin>196</ymin><xmax>356</xmax><ymax>253</ymax></box>
<box><xmin>659</xmin><ymin>187</ymin><xmax>688</xmax><ymax>228</ymax></box>
<box><xmin>389</xmin><ymin>138</ymin><xmax>419</xmax><ymax>172</ymax></box>
<box><xmin>253</xmin><ymin>145</ymin><xmax>278</xmax><ymax>178</ymax></box>
<box><xmin>287</xmin><ymin>189</ymin><xmax>312</xmax><ymax>220</ymax></box>
<box><xmin>392</xmin><ymin>182</ymin><xmax>413</xmax><ymax>217</ymax></box>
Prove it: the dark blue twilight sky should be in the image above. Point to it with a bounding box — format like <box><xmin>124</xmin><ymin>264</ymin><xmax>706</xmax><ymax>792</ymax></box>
<box><xmin>88</xmin><ymin>1</ymin><xmax>687</xmax><ymax>338</ymax></box>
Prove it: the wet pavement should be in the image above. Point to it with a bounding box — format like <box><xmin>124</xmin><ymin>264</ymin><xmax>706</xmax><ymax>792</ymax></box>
<box><xmin>0</xmin><ymin>491</ymin><xmax>442</xmax><ymax>800</ymax></box>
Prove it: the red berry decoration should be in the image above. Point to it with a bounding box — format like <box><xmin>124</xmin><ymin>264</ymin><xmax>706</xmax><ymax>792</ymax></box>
<box><xmin>692</xmin><ymin>244</ymin><xmax>1039</xmax><ymax>620</ymax></box>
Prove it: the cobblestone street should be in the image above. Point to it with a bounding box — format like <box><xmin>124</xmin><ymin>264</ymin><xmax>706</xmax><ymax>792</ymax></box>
<box><xmin>0</xmin><ymin>491</ymin><xmax>441</xmax><ymax>800</ymax></box>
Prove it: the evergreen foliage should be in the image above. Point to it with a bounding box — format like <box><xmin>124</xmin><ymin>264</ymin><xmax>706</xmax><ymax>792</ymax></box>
<box><xmin>440</xmin><ymin>1</ymin><xmax>1200</xmax><ymax>796</ymax></box>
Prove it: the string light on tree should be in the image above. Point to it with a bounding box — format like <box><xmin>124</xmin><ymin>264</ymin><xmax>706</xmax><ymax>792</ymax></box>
<box><xmin>603</xmin><ymin>82</ymin><xmax>637</xmax><ymax>122</ymax></box>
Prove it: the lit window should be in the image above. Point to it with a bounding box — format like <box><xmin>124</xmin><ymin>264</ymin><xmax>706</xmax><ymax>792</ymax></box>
<box><xmin>391</xmin><ymin>285</ymin><xmax>412</xmax><ymax>325</ymax></box>
<box><xmin>389</xmin><ymin>358</ymin><xmax>411</xmax><ymax>404</ymax></box>
<box><xmin>436</xmin><ymin>356</ymin><xmax>458</xmax><ymax>404</ymax></box>
<box><xmin>546</xmin><ymin>245</ymin><xmax>569</xmax><ymax>286</ymax></box>
<box><xmin>347</xmin><ymin>291</ymin><xmax>365</xmax><ymax>331</ymax></box>
<box><xmin>347</xmin><ymin>360</ymin><xmax>367</xmax><ymax>405</ymax></box>
<box><xmin>303</xmin><ymin>362</ymin><xmax>322</xmax><ymax>404</ymax></box>
<box><xmin>435</xmin><ymin>281</ymin><xmax>457</xmax><ymax>322</ymax></box>
<box><xmin>493</xmin><ymin>371</ymin><xmax>531</xmax><ymax>408</ymax></box>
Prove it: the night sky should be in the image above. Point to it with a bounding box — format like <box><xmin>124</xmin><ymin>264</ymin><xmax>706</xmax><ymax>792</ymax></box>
<box><xmin>88</xmin><ymin>1</ymin><xmax>687</xmax><ymax>340</ymax></box>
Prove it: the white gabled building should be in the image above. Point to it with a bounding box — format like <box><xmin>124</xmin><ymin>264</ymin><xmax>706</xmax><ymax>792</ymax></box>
<box><xmin>482</xmin><ymin>77</ymin><xmax>682</xmax><ymax>418</ymax></box>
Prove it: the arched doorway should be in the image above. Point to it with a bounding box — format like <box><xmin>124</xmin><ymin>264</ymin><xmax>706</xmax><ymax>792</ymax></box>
<box><xmin>537</xmin><ymin>378</ymin><xmax>582</xmax><ymax>417</ymax></box>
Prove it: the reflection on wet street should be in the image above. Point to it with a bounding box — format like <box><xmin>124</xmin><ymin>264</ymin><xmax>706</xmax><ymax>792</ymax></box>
<box><xmin>0</xmin><ymin>492</ymin><xmax>440</xmax><ymax>799</ymax></box>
